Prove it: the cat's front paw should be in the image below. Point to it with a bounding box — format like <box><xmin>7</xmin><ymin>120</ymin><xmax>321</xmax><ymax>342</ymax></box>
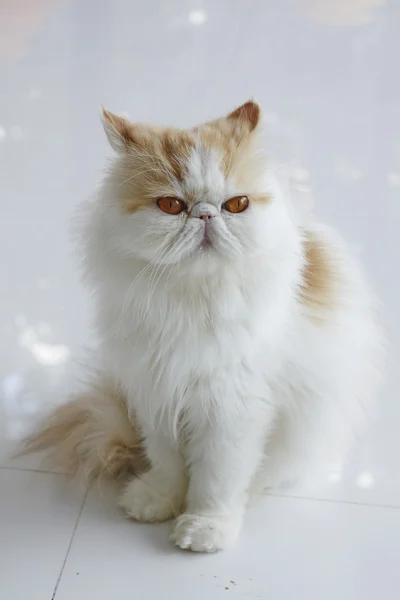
<box><xmin>119</xmin><ymin>475</ymin><xmax>182</xmax><ymax>523</ymax></box>
<box><xmin>171</xmin><ymin>513</ymin><xmax>241</xmax><ymax>553</ymax></box>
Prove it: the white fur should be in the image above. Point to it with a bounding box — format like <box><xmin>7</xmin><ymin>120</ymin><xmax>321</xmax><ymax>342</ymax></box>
<box><xmin>79</xmin><ymin>127</ymin><xmax>383</xmax><ymax>552</ymax></box>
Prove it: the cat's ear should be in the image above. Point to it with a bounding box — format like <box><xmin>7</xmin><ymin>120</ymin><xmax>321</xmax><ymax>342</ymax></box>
<box><xmin>227</xmin><ymin>100</ymin><xmax>261</xmax><ymax>134</ymax></box>
<box><xmin>204</xmin><ymin>100</ymin><xmax>262</xmax><ymax>146</ymax></box>
<box><xmin>101</xmin><ymin>108</ymin><xmax>135</xmax><ymax>153</ymax></box>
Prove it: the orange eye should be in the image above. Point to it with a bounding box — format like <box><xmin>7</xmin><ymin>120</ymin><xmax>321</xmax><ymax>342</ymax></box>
<box><xmin>157</xmin><ymin>196</ymin><xmax>186</xmax><ymax>215</ymax></box>
<box><xmin>223</xmin><ymin>196</ymin><xmax>249</xmax><ymax>214</ymax></box>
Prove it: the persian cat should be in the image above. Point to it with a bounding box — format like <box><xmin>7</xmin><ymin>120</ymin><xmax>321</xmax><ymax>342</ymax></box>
<box><xmin>24</xmin><ymin>101</ymin><xmax>383</xmax><ymax>552</ymax></box>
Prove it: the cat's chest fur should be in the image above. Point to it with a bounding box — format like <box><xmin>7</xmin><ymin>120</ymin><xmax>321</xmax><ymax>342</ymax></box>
<box><xmin>99</xmin><ymin>264</ymin><xmax>281</xmax><ymax>404</ymax></box>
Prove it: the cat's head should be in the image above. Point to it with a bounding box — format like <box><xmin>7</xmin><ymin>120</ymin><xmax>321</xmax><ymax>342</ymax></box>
<box><xmin>100</xmin><ymin>101</ymin><xmax>285</xmax><ymax>268</ymax></box>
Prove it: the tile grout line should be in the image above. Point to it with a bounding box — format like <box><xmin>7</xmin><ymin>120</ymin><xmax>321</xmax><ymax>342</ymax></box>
<box><xmin>50</xmin><ymin>487</ymin><xmax>89</xmax><ymax>600</ymax></box>
<box><xmin>2</xmin><ymin>465</ymin><xmax>400</xmax><ymax>511</ymax></box>
<box><xmin>268</xmin><ymin>492</ymin><xmax>400</xmax><ymax>511</ymax></box>
<box><xmin>0</xmin><ymin>465</ymin><xmax>67</xmax><ymax>476</ymax></box>
<box><xmin>2</xmin><ymin>465</ymin><xmax>400</xmax><ymax>510</ymax></box>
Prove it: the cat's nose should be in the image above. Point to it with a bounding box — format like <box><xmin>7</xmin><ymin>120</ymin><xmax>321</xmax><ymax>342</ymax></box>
<box><xmin>190</xmin><ymin>203</ymin><xmax>217</xmax><ymax>221</ymax></box>
<box><xmin>199</xmin><ymin>211</ymin><xmax>213</xmax><ymax>221</ymax></box>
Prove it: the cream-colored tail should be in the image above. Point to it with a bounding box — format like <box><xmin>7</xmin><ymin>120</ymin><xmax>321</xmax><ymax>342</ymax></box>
<box><xmin>20</xmin><ymin>377</ymin><xmax>145</xmax><ymax>483</ymax></box>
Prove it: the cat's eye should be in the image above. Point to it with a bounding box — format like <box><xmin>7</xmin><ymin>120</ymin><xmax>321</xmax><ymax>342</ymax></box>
<box><xmin>157</xmin><ymin>196</ymin><xmax>186</xmax><ymax>215</ymax></box>
<box><xmin>223</xmin><ymin>196</ymin><xmax>249</xmax><ymax>214</ymax></box>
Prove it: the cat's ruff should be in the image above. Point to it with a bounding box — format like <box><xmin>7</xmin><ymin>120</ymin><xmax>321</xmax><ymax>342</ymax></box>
<box><xmin>22</xmin><ymin>101</ymin><xmax>383</xmax><ymax>553</ymax></box>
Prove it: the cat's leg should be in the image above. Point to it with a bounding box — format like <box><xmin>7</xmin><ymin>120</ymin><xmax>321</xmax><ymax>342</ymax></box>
<box><xmin>259</xmin><ymin>396</ymin><xmax>357</xmax><ymax>490</ymax></box>
<box><xmin>259</xmin><ymin>306</ymin><xmax>381</xmax><ymax>491</ymax></box>
<box><xmin>171</xmin><ymin>402</ymin><xmax>273</xmax><ymax>552</ymax></box>
<box><xmin>119</xmin><ymin>430</ymin><xmax>187</xmax><ymax>523</ymax></box>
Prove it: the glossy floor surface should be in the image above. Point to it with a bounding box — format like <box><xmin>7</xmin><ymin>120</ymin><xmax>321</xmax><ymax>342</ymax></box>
<box><xmin>1</xmin><ymin>1</ymin><xmax>400</xmax><ymax>599</ymax></box>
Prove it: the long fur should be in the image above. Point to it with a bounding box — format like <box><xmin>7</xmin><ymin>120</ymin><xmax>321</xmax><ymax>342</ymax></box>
<box><xmin>22</xmin><ymin>101</ymin><xmax>384</xmax><ymax>552</ymax></box>
<box><xmin>20</xmin><ymin>377</ymin><xmax>145</xmax><ymax>482</ymax></box>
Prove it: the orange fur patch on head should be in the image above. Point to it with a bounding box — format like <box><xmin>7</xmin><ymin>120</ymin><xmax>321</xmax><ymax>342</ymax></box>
<box><xmin>116</xmin><ymin>127</ymin><xmax>195</xmax><ymax>213</ymax></box>
<box><xmin>299</xmin><ymin>230</ymin><xmax>338</xmax><ymax>320</ymax></box>
<box><xmin>195</xmin><ymin>100</ymin><xmax>262</xmax><ymax>181</ymax></box>
<box><xmin>196</xmin><ymin>124</ymin><xmax>237</xmax><ymax>178</ymax></box>
<box><xmin>160</xmin><ymin>129</ymin><xmax>195</xmax><ymax>182</ymax></box>
<box><xmin>104</xmin><ymin>101</ymin><xmax>263</xmax><ymax>212</ymax></box>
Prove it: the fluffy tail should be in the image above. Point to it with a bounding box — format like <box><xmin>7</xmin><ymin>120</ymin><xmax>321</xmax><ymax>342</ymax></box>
<box><xmin>19</xmin><ymin>377</ymin><xmax>146</xmax><ymax>483</ymax></box>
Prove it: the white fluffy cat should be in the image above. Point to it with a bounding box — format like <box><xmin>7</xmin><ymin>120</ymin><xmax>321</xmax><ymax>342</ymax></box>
<box><xmin>25</xmin><ymin>101</ymin><xmax>383</xmax><ymax>552</ymax></box>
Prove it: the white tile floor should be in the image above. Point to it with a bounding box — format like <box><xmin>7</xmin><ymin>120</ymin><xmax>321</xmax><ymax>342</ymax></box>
<box><xmin>1</xmin><ymin>1</ymin><xmax>399</xmax><ymax>598</ymax></box>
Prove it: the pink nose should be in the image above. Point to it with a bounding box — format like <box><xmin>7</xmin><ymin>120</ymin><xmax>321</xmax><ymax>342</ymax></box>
<box><xmin>199</xmin><ymin>212</ymin><xmax>213</xmax><ymax>221</ymax></box>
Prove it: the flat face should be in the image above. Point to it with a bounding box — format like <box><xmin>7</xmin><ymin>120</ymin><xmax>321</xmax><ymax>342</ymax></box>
<box><xmin>105</xmin><ymin>102</ymin><xmax>268</xmax><ymax>213</ymax></box>
<box><xmin>102</xmin><ymin>105</ymin><xmax>273</xmax><ymax>265</ymax></box>
<box><xmin>115</xmin><ymin>127</ymin><xmax>238</xmax><ymax>214</ymax></box>
<box><xmin>1</xmin><ymin>1</ymin><xmax>400</xmax><ymax>599</ymax></box>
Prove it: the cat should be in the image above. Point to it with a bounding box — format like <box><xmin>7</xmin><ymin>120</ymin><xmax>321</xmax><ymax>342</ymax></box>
<box><xmin>23</xmin><ymin>101</ymin><xmax>383</xmax><ymax>552</ymax></box>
